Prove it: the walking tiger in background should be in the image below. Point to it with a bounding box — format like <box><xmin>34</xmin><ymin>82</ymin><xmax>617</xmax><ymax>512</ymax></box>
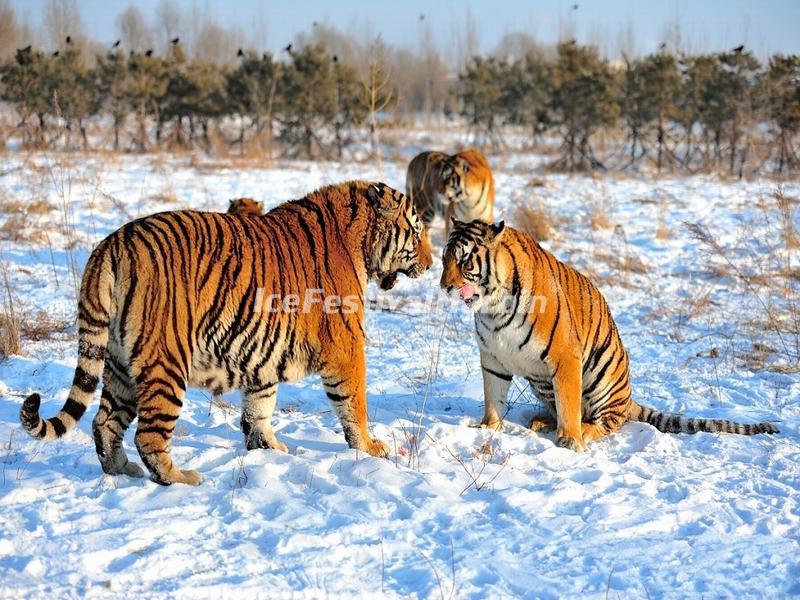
<box><xmin>20</xmin><ymin>181</ymin><xmax>432</xmax><ymax>485</ymax></box>
<box><xmin>406</xmin><ymin>148</ymin><xmax>494</xmax><ymax>243</ymax></box>
<box><xmin>227</xmin><ymin>197</ymin><xmax>264</xmax><ymax>215</ymax></box>
<box><xmin>440</xmin><ymin>219</ymin><xmax>778</xmax><ymax>451</ymax></box>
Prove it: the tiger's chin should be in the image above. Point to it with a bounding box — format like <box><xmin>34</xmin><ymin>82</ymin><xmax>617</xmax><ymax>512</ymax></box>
<box><xmin>378</xmin><ymin>265</ymin><xmax>426</xmax><ymax>290</ymax></box>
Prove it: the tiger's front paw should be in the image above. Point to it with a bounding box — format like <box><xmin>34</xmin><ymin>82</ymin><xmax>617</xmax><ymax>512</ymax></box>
<box><xmin>364</xmin><ymin>437</ymin><xmax>390</xmax><ymax>458</ymax></box>
<box><xmin>245</xmin><ymin>431</ymin><xmax>288</xmax><ymax>453</ymax></box>
<box><xmin>469</xmin><ymin>417</ymin><xmax>503</xmax><ymax>431</ymax></box>
<box><xmin>556</xmin><ymin>435</ymin><xmax>587</xmax><ymax>453</ymax></box>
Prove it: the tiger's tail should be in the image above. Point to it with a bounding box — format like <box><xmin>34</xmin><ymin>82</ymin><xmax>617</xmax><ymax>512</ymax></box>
<box><xmin>630</xmin><ymin>401</ymin><xmax>778</xmax><ymax>436</ymax></box>
<box><xmin>20</xmin><ymin>240</ymin><xmax>115</xmax><ymax>440</ymax></box>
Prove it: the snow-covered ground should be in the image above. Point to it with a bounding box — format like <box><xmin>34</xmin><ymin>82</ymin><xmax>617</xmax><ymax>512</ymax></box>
<box><xmin>0</xmin><ymin>148</ymin><xmax>798</xmax><ymax>598</ymax></box>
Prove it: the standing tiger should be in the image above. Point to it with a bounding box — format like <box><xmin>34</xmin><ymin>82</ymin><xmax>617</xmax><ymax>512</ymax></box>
<box><xmin>406</xmin><ymin>148</ymin><xmax>494</xmax><ymax>243</ymax></box>
<box><xmin>227</xmin><ymin>197</ymin><xmax>264</xmax><ymax>215</ymax></box>
<box><xmin>20</xmin><ymin>181</ymin><xmax>432</xmax><ymax>485</ymax></box>
<box><xmin>440</xmin><ymin>219</ymin><xmax>778</xmax><ymax>451</ymax></box>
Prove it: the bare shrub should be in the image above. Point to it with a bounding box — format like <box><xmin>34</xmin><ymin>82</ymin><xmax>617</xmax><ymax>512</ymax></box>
<box><xmin>0</xmin><ymin>259</ymin><xmax>20</xmax><ymax>358</ymax></box>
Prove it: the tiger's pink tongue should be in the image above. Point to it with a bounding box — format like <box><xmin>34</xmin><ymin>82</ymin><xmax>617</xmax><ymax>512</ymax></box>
<box><xmin>459</xmin><ymin>284</ymin><xmax>476</xmax><ymax>301</ymax></box>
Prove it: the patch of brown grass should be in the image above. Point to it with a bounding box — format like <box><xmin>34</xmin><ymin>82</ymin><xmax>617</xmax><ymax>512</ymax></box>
<box><xmin>655</xmin><ymin>206</ymin><xmax>669</xmax><ymax>241</ymax></box>
<box><xmin>514</xmin><ymin>202</ymin><xmax>553</xmax><ymax>242</ymax></box>
<box><xmin>0</xmin><ymin>262</ymin><xmax>20</xmax><ymax>358</ymax></box>
<box><xmin>19</xmin><ymin>310</ymin><xmax>71</xmax><ymax>341</ymax></box>
<box><xmin>588</xmin><ymin>204</ymin><xmax>612</xmax><ymax>230</ymax></box>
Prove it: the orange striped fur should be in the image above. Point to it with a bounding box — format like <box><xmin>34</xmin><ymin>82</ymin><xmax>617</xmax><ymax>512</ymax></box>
<box><xmin>406</xmin><ymin>148</ymin><xmax>494</xmax><ymax>243</ymax></box>
<box><xmin>440</xmin><ymin>220</ymin><xmax>778</xmax><ymax>451</ymax></box>
<box><xmin>20</xmin><ymin>181</ymin><xmax>432</xmax><ymax>485</ymax></box>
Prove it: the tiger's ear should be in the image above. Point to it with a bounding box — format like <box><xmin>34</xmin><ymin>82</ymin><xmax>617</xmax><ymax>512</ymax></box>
<box><xmin>450</xmin><ymin>216</ymin><xmax>466</xmax><ymax>229</ymax></box>
<box><xmin>367</xmin><ymin>183</ymin><xmax>399</xmax><ymax>218</ymax></box>
<box><xmin>487</xmin><ymin>221</ymin><xmax>505</xmax><ymax>244</ymax></box>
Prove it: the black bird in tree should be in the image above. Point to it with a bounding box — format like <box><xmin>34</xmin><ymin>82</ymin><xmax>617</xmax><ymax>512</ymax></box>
<box><xmin>659</xmin><ymin>42</ymin><xmax>667</xmax><ymax>50</ymax></box>
<box><xmin>284</xmin><ymin>43</ymin><xmax>292</xmax><ymax>53</ymax></box>
<box><xmin>732</xmin><ymin>44</ymin><xmax>744</xmax><ymax>53</ymax></box>
<box><xmin>237</xmin><ymin>48</ymin><xmax>244</xmax><ymax>57</ymax></box>
<box><xmin>332</xmin><ymin>55</ymin><xmax>338</xmax><ymax>63</ymax></box>
<box><xmin>171</xmin><ymin>37</ymin><xmax>180</xmax><ymax>45</ymax></box>
<box><xmin>145</xmin><ymin>49</ymin><xmax>153</xmax><ymax>56</ymax></box>
<box><xmin>572</xmin><ymin>4</ymin><xmax>579</xmax><ymax>9</ymax></box>
<box><xmin>112</xmin><ymin>40</ymin><xmax>120</xmax><ymax>48</ymax></box>
<box><xmin>65</xmin><ymin>35</ymin><xmax>72</xmax><ymax>44</ymax></box>
<box><xmin>52</xmin><ymin>50</ymin><xmax>59</xmax><ymax>56</ymax></box>
<box><xmin>313</xmin><ymin>21</ymin><xmax>318</xmax><ymax>27</ymax></box>
<box><xmin>419</xmin><ymin>14</ymin><xmax>424</xmax><ymax>21</ymax></box>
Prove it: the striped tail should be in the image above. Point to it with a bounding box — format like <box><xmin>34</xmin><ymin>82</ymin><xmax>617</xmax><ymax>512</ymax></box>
<box><xmin>20</xmin><ymin>242</ymin><xmax>115</xmax><ymax>440</ymax></box>
<box><xmin>630</xmin><ymin>401</ymin><xmax>779</xmax><ymax>436</ymax></box>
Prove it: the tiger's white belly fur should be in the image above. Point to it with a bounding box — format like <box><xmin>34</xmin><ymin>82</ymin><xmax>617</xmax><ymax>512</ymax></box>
<box><xmin>474</xmin><ymin>309</ymin><xmax>550</xmax><ymax>380</ymax></box>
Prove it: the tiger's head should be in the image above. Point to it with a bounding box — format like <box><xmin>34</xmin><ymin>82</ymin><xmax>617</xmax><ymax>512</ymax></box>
<box><xmin>228</xmin><ymin>197</ymin><xmax>264</xmax><ymax>215</ymax></box>
<box><xmin>366</xmin><ymin>182</ymin><xmax>433</xmax><ymax>290</ymax></box>
<box><xmin>441</xmin><ymin>156</ymin><xmax>470</xmax><ymax>203</ymax></box>
<box><xmin>440</xmin><ymin>218</ymin><xmax>506</xmax><ymax>310</ymax></box>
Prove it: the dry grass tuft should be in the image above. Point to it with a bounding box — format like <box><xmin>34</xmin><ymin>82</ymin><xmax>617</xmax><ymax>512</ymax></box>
<box><xmin>587</xmin><ymin>203</ymin><xmax>612</xmax><ymax>230</ymax></box>
<box><xmin>0</xmin><ymin>261</ymin><xmax>20</xmax><ymax>358</ymax></box>
<box><xmin>514</xmin><ymin>202</ymin><xmax>554</xmax><ymax>242</ymax></box>
<box><xmin>19</xmin><ymin>310</ymin><xmax>71</xmax><ymax>341</ymax></box>
<box><xmin>655</xmin><ymin>206</ymin><xmax>669</xmax><ymax>241</ymax></box>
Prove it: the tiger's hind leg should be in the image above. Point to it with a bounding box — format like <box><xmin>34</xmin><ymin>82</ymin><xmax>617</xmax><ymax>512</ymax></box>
<box><xmin>133</xmin><ymin>366</ymin><xmax>201</xmax><ymax>486</ymax></box>
<box><xmin>529</xmin><ymin>413</ymin><xmax>557</xmax><ymax>433</ymax></box>
<box><xmin>580</xmin><ymin>412</ymin><xmax>628</xmax><ymax>445</ymax></box>
<box><xmin>241</xmin><ymin>381</ymin><xmax>287</xmax><ymax>452</ymax></box>
<box><xmin>91</xmin><ymin>360</ymin><xmax>144</xmax><ymax>478</ymax></box>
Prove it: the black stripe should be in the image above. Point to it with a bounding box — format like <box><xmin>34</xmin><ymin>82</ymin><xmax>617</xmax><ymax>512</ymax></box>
<box><xmin>483</xmin><ymin>366</ymin><xmax>512</xmax><ymax>382</ymax></box>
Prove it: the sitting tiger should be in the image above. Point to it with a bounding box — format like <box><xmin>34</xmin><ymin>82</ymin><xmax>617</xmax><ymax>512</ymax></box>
<box><xmin>20</xmin><ymin>181</ymin><xmax>432</xmax><ymax>485</ymax></box>
<box><xmin>406</xmin><ymin>148</ymin><xmax>494</xmax><ymax>243</ymax></box>
<box><xmin>228</xmin><ymin>197</ymin><xmax>264</xmax><ymax>215</ymax></box>
<box><xmin>440</xmin><ymin>219</ymin><xmax>778</xmax><ymax>451</ymax></box>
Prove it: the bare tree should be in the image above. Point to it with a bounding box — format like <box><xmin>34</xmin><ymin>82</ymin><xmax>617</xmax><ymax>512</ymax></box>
<box><xmin>0</xmin><ymin>0</ymin><xmax>19</xmax><ymax>62</ymax></box>
<box><xmin>452</xmin><ymin>7</ymin><xmax>479</xmax><ymax>72</ymax></box>
<box><xmin>117</xmin><ymin>5</ymin><xmax>152</xmax><ymax>52</ymax></box>
<box><xmin>154</xmin><ymin>0</ymin><xmax>180</xmax><ymax>54</ymax></box>
<box><xmin>362</xmin><ymin>36</ymin><xmax>393</xmax><ymax>176</ymax></box>
<box><xmin>43</xmin><ymin>0</ymin><xmax>83</xmax><ymax>50</ymax></box>
<box><xmin>194</xmin><ymin>20</ymin><xmax>242</xmax><ymax>65</ymax></box>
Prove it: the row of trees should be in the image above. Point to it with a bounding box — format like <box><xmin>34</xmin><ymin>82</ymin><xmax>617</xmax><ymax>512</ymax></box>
<box><xmin>1</xmin><ymin>41</ymin><xmax>386</xmax><ymax>158</ymax></box>
<box><xmin>460</xmin><ymin>43</ymin><xmax>800</xmax><ymax>174</ymax></box>
<box><xmin>1</xmin><ymin>34</ymin><xmax>798</xmax><ymax>174</ymax></box>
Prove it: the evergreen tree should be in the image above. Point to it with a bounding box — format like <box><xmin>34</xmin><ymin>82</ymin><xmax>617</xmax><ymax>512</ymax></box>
<box><xmin>550</xmin><ymin>42</ymin><xmax>618</xmax><ymax>171</ymax></box>
<box><xmin>0</xmin><ymin>47</ymin><xmax>53</xmax><ymax>146</ymax></box>
<box><xmin>502</xmin><ymin>52</ymin><xmax>551</xmax><ymax>143</ymax></box>
<box><xmin>225</xmin><ymin>50</ymin><xmax>280</xmax><ymax>152</ymax></box>
<box><xmin>620</xmin><ymin>51</ymin><xmax>681</xmax><ymax>171</ymax></box>
<box><xmin>761</xmin><ymin>54</ymin><xmax>800</xmax><ymax>173</ymax></box>
<box><xmin>458</xmin><ymin>55</ymin><xmax>507</xmax><ymax>145</ymax></box>
<box><xmin>94</xmin><ymin>49</ymin><xmax>128</xmax><ymax>150</ymax></box>
<box><xmin>717</xmin><ymin>49</ymin><xmax>760</xmax><ymax>175</ymax></box>
<box><xmin>124</xmin><ymin>50</ymin><xmax>169</xmax><ymax>151</ymax></box>
<box><xmin>278</xmin><ymin>44</ymin><xmax>336</xmax><ymax>158</ymax></box>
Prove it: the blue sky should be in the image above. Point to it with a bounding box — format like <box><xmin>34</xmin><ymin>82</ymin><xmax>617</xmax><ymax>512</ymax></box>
<box><xmin>10</xmin><ymin>0</ymin><xmax>800</xmax><ymax>58</ymax></box>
